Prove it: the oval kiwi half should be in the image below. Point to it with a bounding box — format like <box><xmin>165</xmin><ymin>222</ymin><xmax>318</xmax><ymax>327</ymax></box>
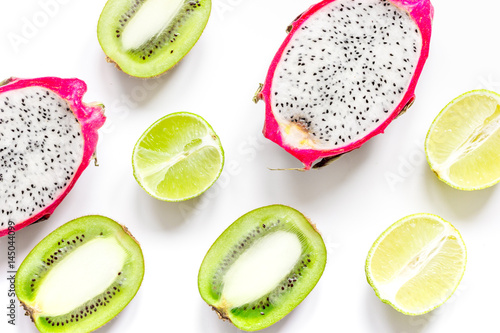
<box><xmin>15</xmin><ymin>215</ymin><xmax>144</xmax><ymax>333</ymax></box>
<box><xmin>97</xmin><ymin>0</ymin><xmax>211</xmax><ymax>78</ymax></box>
<box><xmin>198</xmin><ymin>205</ymin><xmax>327</xmax><ymax>331</ymax></box>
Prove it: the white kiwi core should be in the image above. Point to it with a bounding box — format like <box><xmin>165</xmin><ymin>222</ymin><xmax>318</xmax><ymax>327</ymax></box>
<box><xmin>221</xmin><ymin>231</ymin><xmax>302</xmax><ymax>307</ymax></box>
<box><xmin>121</xmin><ymin>0</ymin><xmax>184</xmax><ymax>50</ymax></box>
<box><xmin>35</xmin><ymin>238</ymin><xmax>127</xmax><ymax>316</ymax></box>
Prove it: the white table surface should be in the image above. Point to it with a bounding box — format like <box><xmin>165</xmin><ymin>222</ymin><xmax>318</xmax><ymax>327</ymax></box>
<box><xmin>1</xmin><ymin>0</ymin><xmax>499</xmax><ymax>332</ymax></box>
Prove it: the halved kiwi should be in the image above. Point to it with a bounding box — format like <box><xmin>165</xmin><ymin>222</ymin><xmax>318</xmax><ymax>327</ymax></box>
<box><xmin>97</xmin><ymin>0</ymin><xmax>211</xmax><ymax>78</ymax></box>
<box><xmin>15</xmin><ymin>215</ymin><xmax>144</xmax><ymax>333</ymax></box>
<box><xmin>198</xmin><ymin>205</ymin><xmax>327</xmax><ymax>331</ymax></box>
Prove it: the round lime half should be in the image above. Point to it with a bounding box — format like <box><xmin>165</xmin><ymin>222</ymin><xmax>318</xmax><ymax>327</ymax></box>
<box><xmin>132</xmin><ymin>112</ymin><xmax>224</xmax><ymax>201</ymax></box>
<box><xmin>425</xmin><ymin>90</ymin><xmax>500</xmax><ymax>190</ymax></box>
<box><xmin>365</xmin><ymin>213</ymin><xmax>466</xmax><ymax>316</ymax></box>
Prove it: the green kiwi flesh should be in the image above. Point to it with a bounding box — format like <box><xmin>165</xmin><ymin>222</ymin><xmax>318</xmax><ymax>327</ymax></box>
<box><xmin>97</xmin><ymin>0</ymin><xmax>211</xmax><ymax>78</ymax></box>
<box><xmin>198</xmin><ymin>205</ymin><xmax>327</xmax><ymax>331</ymax></box>
<box><xmin>15</xmin><ymin>215</ymin><xmax>144</xmax><ymax>333</ymax></box>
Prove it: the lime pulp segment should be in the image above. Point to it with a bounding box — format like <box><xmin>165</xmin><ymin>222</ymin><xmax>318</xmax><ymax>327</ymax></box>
<box><xmin>133</xmin><ymin>112</ymin><xmax>224</xmax><ymax>201</ymax></box>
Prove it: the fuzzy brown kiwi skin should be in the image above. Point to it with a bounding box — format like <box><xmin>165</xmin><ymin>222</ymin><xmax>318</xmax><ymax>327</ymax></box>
<box><xmin>121</xmin><ymin>224</ymin><xmax>141</xmax><ymax>246</ymax></box>
<box><xmin>105</xmin><ymin>56</ymin><xmax>123</xmax><ymax>73</ymax></box>
<box><xmin>212</xmin><ymin>306</ymin><xmax>230</xmax><ymax>322</ymax></box>
<box><xmin>20</xmin><ymin>300</ymin><xmax>36</xmax><ymax>323</ymax></box>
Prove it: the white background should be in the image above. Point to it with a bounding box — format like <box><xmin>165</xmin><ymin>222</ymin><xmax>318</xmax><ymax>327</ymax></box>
<box><xmin>0</xmin><ymin>0</ymin><xmax>499</xmax><ymax>332</ymax></box>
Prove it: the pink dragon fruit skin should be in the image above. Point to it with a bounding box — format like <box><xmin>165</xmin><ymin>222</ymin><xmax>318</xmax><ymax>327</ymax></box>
<box><xmin>0</xmin><ymin>77</ymin><xmax>105</xmax><ymax>237</ymax></box>
<box><xmin>257</xmin><ymin>0</ymin><xmax>434</xmax><ymax>170</ymax></box>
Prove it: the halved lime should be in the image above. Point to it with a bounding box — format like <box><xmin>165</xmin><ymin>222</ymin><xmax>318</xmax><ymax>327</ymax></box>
<box><xmin>132</xmin><ymin>112</ymin><xmax>224</xmax><ymax>201</ymax></box>
<box><xmin>425</xmin><ymin>90</ymin><xmax>500</xmax><ymax>190</ymax></box>
<box><xmin>365</xmin><ymin>213</ymin><xmax>466</xmax><ymax>316</ymax></box>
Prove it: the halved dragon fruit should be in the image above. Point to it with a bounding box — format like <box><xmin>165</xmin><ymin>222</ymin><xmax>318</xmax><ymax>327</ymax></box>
<box><xmin>0</xmin><ymin>77</ymin><xmax>105</xmax><ymax>236</ymax></box>
<box><xmin>255</xmin><ymin>0</ymin><xmax>433</xmax><ymax>170</ymax></box>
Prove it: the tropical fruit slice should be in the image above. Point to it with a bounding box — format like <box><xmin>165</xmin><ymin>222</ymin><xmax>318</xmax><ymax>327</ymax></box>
<box><xmin>198</xmin><ymin>205</ymin><xmax>327</xmax><ymax>331</ymax></box>
<box><xmin>15</xmin><ymin>215</ymin><xmax>144</xmax><ymax>333</ymax></box>
<box><xmin>132</xmin><ymin>112</ymin><xmax>224</xmax><ymax>201</ymax></box>
<box><xmin>426</xmin><ymin>90</ymin><xmax>500</xmax><ymax>190</ymax></box>
<box><xmin>254</xmin><ymin>0</ymin><xmax>434</xmax><ymax>169</ymax></box>
<box><xmin>0</xmin><ymin>77</ymin><xmax>105</xmax><ymax>237</ymax></box>
<box><xmin>365</xmin><ymin>213</ymin><xmax>466</xmax><ymax>315</ymax></box>
<box><xmin>97</xmin><ymin>0</ymin><xmax>211</xmax><ymax>77</ymax></box>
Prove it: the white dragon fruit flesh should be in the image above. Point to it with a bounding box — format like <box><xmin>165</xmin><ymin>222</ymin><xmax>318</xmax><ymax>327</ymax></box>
<box><xmin>255</xmin><ymin>0</ymin><xmax>433</xmax><ymax>169</ymax></box>
<box><xmin>0</xmin><ymin>77</ymin><xmax>105</xmax><ymax>236</ymax></box>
